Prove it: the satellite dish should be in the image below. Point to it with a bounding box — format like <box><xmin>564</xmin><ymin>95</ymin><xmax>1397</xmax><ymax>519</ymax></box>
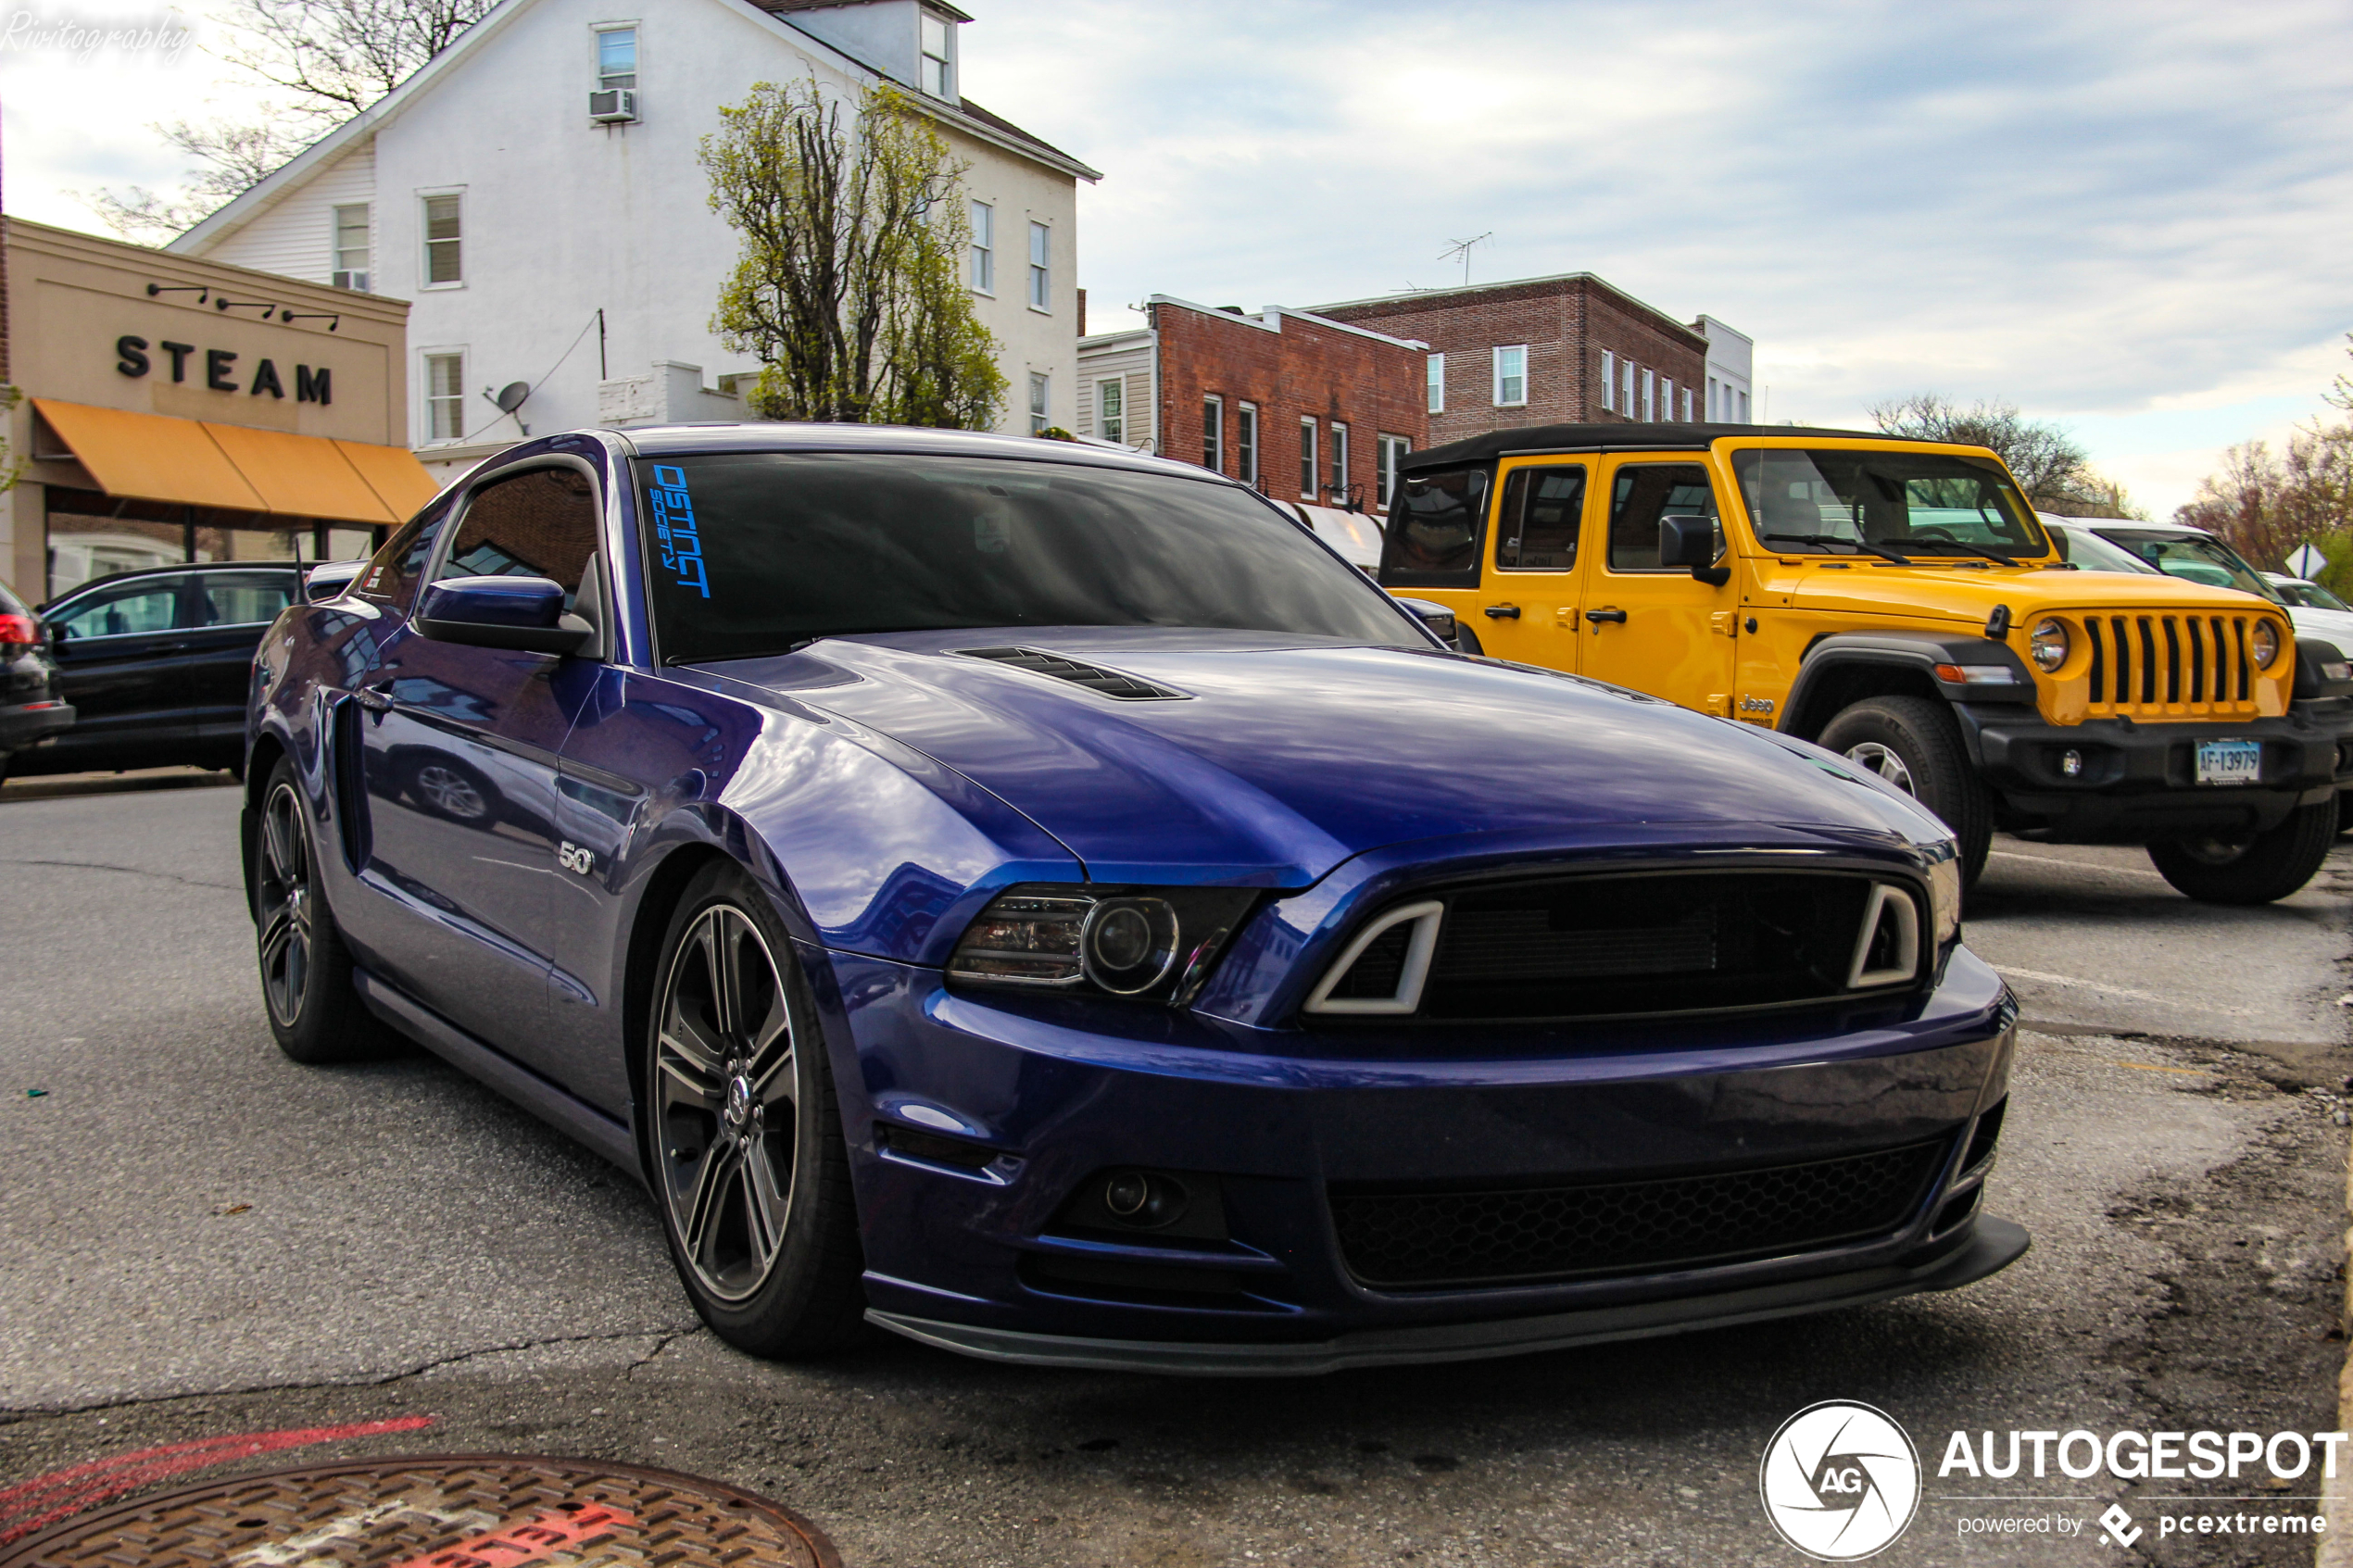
<box><xmin>494</xmin><ymin>381</ymin><xmax>531</xmax><ymax>414</ymax></box>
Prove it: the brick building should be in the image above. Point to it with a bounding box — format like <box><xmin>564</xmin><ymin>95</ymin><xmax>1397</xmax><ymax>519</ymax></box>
<box><xmin>1309</xmin><ymin>273</ymin><xmax>1748</xmax><ymax>445</ymax></box>
<box><xmin>1076</xmin><ymin>295</ymin><xmax>1428</xmax><ymax>515</ymax></box>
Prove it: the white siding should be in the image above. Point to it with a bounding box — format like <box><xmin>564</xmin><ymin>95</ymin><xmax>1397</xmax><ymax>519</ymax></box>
<box><xmin>1075</xmin><ymin>340</ymin><xmax>1152</xmax><ymax>446</ymax></box>
<box><xmin>205</xmin><ymin>143</ymin><xmax>377</xmax><ymax>288</ymax></box>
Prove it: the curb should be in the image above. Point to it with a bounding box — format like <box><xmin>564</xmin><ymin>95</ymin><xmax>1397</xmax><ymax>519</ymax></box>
<box><xmin>2322</xmin><ymin>1132</ymin><xmax>2353</xmax><ymax>1568</ymax></box>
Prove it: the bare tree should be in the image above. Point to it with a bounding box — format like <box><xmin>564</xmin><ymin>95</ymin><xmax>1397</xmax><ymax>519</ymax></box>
<box><xmin>2175</xmin><ymin>433</ymin><xmax>2353</xmax><ymax>571</ymax></box>
<box><xmin>701</xmin><ymin>80</ymin><xmax>1005</xmax><ymax>429</ymax></box>
<box><xmin>1865</xmin><ymin>393</ymin><xmax>2134</xmax><ymax>513</ymax></box>
<box><xmin>86</xmin><ymin>0</ymin><xmax>492</xmax><ymax>242</ymax></box>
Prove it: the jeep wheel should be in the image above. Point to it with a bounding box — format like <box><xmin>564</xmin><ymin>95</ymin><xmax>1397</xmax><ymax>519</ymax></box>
<box><xmin>1818</xmin><ymin>696</ymin><xmax>1994</xmax><ymax>886</ymax></box>
<box><xmin>2146</xmin><ymin>800</ymin><xmax>2337</xmax><ymax>905</ymax></box>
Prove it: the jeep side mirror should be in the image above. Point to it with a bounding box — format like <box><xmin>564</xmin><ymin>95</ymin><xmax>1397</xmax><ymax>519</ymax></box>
<box><xmin>1660</xmin><ymin>514</ymin><xmax>1730</xmax><ymax>587</ymax></box>
<box><xmin>415</xmin><ymin>575</ymin><xmax>592</xmax><ymax>656</ymax></box>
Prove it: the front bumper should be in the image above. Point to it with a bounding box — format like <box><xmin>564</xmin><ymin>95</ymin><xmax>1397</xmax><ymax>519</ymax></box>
<box><xmin>1957</xmin><ymin>701</ymin><xmax>2353</xmax><ymax>841</ymax></box>
<box><xmin>810</xmin><ymin>942</ymin><xmax>2022</xmax><ymax>1372</ymax></box>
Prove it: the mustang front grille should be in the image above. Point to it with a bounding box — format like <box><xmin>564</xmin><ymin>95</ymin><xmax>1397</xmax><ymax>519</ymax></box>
<box><xmin>2082</xmin><ymin>612</ymin><xmax>2259</xmax><ymax>716</ymax></box>
<box><xmin>1306</xmin><ymin>871</ymin><xmax>1925</xmax><ymax>1022</ymax></box>
<box><xmin>1328</xmin><ymin>1138</ymin><xmax>1951</xmax><ymax>1288</ymax></box>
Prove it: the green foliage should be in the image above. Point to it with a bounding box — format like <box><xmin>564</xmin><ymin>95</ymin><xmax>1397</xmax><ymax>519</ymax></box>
<box><xmin>702</xmin><ymin>80</ymin><xmax>1006</xmax><ymax>430</ymax></box>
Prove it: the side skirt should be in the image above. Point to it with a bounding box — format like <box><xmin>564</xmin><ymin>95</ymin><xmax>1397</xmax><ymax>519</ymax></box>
<box><xmin>353</xmin><ymin>968</ymin><xmax>644</xmax><ymax>1184</ymax></box>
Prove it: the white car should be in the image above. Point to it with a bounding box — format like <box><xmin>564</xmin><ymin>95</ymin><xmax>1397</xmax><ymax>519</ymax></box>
<box><xmin>2041</xmin><ymin>514</ymin><xmax>2353</xmax><ymax>648</ymax></box>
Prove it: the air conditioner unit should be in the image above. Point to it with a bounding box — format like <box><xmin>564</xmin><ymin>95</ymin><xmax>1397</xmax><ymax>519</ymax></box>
<box><xmin>588</xmin><ymin>89</ymin><xmax>637</xmax><ymax>123</ymax></box>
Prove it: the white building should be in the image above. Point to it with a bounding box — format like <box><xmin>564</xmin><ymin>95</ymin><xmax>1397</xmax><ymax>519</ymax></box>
<box><xmin>170</xmin><ymin>0</ymin><xmax>1100</xmax><ymax>483</ymax></box>
<box><xmin>1693</xmin><ymin>314</ymin><xmax>1753</xmax><ymax>424</ymax></box>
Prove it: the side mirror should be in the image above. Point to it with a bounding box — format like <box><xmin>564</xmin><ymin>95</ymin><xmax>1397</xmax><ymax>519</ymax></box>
<box><xmin>415</xmin><ymin>576</ymin><xmax>592</xmax><ymax>656</ymax></box>
<box><xmin>1392</xmin><ymin>596</ymin><xmax>1466</xmax><ymax>651</ymax></box>
<box><xmin>1660</xmin><ymin>514</ymin><xmax>1730</xmax><ymax>587</ymax></box>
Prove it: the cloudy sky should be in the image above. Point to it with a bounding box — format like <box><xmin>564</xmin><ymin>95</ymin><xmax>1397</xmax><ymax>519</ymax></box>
<box><xmin>6</xmin><ymin>0</ymin><xmax>2349</xmax><ymax>515</ymax></box>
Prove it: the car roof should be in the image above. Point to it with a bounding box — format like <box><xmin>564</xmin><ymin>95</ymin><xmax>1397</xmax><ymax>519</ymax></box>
<box><xmin>610</xmin><ymin>420</ymin><xmax>1220</xmax><ymax>483</ymax></box>
<box><xmin>1398</xmin><ymin>421</ymin><xmax>1907</xmax><ymax>472</ymax></box>
<box><xmin>45</xmin><ymin>559</ymin><xmax>300</xmax><ymax>601</ymax></box>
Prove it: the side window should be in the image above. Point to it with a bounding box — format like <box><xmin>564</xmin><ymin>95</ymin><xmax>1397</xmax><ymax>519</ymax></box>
<box><xmin>1378</xmin><ymin>468</ymin><xmax>1491</xmax><ymax>587</ymax></box>
<box><xmin>1607</xmin><ymin>463</ymin><xmax>1720</xmax><ymax>572</ymax></box>
<box><xmin>360</xmin><ymin>495</ymin><xmax>457</xmax><ymax>608</ymax></box>
<box><xmin>1496</xmin><ymin>466</ymin><xmax>1587</xmax><ymax>571</ymax></box>
<box><xmin>200</xmin><ymin>572</ymin><xmax>296</xmax><ymax>627</ymax></box>
<box><xmin>51</xmin><ymin>577</ymin><xmax>188</xmax><ymax>640</ymax></box>
<box><xmin>438</xmin><ymin>467</ymin><xmax>600</xmax><ymax>604</ymax></box>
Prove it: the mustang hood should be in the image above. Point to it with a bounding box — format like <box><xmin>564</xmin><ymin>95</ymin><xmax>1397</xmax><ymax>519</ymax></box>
<box><xmin>707</xmin><ymin>628</ymin><xmax>1941</xmax><ymax>885</ymax></box>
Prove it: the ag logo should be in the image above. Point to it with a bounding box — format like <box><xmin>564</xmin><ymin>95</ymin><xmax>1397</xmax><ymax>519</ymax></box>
<box><xmin>1758</xmin><ymin>1400</ymin><xmax>1920</xmax><ymax>1560</ymax></box>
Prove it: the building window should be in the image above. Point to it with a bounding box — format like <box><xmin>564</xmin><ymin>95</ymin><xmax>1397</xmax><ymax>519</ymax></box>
<box><xmin>969</xmin><ymin>200</ymin><xmax>993</xmax><ymax>292</ymax></box>
<box><xmin>425</xmin><ymin>351</ymin><xmax>465</xmax><ymax>441</ymax></box>
<box><xmin>1026</xmin><ymin>220</ymin><xmax>1050</xmax><ymax>310</ymax></box>
<box><xmin>331</xmin><ymin>203</ymin><xmax>370</xmax><ymax>292</ymax></box>
<box><xmin>1641</xmin><ymin>368</ymin><xmax>1655</xmax><ymax>422</ymax></box>
<box><xmin>1683</xmin><ymin>386</ymin><xmax>1694</xmax><ymax>421</ymax></box>
<box><xmin>1098</xmin><ymin>379</ymin><xmax>1123</xmax><ymax>445</ymax></box>
<box><xmin>1237</xmin><ymin>402</ymin><xmax>1258</xmax><ymax>487</ymax></box>
<box><xmin>1376</xmin><ymin>433</ymin><xmax>1410</xmax><ymax>509</ymax></box>
<box><xmin>1706</xmin><ymin>376</ymin><xmax>1718</xmax><ymax>420</ymax></box>
<box><xmin>1622</xmin><ymin>359</ymin><xmax>1636</xmax><ymax>419</ymax></box>
<box><xmin>1662</xmin><ymin>377</ymin><xmax>1675</xmax><ymax>421</ymax></box>
<box><xmin>1202</xmin><ymin>395</ymin><xmax>1223</xmax><ymax>470</ymax></box>
<box><xmin>1601</xmin><ymin>350</ymin><xmax>1616</xmax><ymax>413</ymax></box>
<box><xmin>422</xmin><ymin>194</ymin><xmax>462</xmax><ymax>285</ymax></box>
<box><xmin>1330</xmin><ymin>421</ymin><xmax>1348</xmax><ymax>505</ymax></box>
<box><xmin>1493</xmin><ymin>345</ymin><xmax>1527</xmax><ymax>407</ymax></box>
<box><xmin>1028</xmin><ymin>372</ymin><xmax>1050</xmax><ymax>435</ymax></box>
<box><xmin>597</xmin><ymin>26</ymin><xmax>636</xmax><ymax>89</ymax></box>
<box><xmin>1739</xmin><ymin>389</ymin><xmax>1750</xmax><ymax>421</ymax></box>
<box><xmin>1426</xmin><ymin>353</ymin><xmax>1444</xmax><ymax>414</ymax></box>
<box><xmin>920</xmin><ymin>10</ymin><xmax>953</xmax><ymax>97</ymax></box>
<box><xmin>1298</xmin><ymin>417</ymin><xmax>1317</xmax><ymax>499</ymax></box>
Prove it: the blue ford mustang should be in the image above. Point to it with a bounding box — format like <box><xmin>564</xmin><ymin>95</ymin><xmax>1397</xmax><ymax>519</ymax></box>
<box><xmin>245</xmin><ymin>423</ymin><xmax>2024</xmax><ymax>1374</ymax></box>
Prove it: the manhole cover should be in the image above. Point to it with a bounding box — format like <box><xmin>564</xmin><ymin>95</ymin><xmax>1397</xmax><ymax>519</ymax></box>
<box><xmin>0</xmin><ymin>1454</ymin><xmax>841</xmax><ymax>1567</ymax></box>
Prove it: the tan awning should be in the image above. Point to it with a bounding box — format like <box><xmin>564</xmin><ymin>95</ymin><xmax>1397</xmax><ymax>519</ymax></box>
<box><xmin>31</xmin><ymin>399</ymin><xmax>437</xmax><ymax>525</ymax></box>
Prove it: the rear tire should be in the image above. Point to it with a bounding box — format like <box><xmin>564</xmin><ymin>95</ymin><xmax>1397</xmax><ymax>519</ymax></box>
<box><xmin>2146</xmin><ymin>800</ymin><xmax>2338</xmax><ymax>904</ymax></box>
<box><xmin>644</xmin><ymin>860</ymin><xmax>867</xmax><ymax>1359</ymax></box>
<box><xmin>1817</xmin><ymin>696</ymin><xmax>1994</xmax><ymax>886</ymax></box>
<box><xmin>250</xmin><ymin>758</ymin><xmax>396</xmax><ymax>1063</ymax></box>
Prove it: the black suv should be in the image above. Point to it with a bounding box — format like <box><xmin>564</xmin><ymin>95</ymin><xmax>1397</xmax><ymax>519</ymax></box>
<box><xmin>11</xmin><ymin>562</ymin><xmax>301</xmax><ymax>780</ymax></box>
<box><xmin>0</xmin><ymin>578</ymin><xmax>73</xmax><ymax>776</ymax></box>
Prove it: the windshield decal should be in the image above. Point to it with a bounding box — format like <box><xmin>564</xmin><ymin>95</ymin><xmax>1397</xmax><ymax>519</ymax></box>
<box><xmin>648</xmin><ymin>463</ymin><xmax>711</xmax><ymax>598</ymax></box>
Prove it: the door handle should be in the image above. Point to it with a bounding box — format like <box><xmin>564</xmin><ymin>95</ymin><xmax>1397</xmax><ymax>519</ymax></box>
<box><xmin>353</xmin><ymin>681</ymin><xmax>394</xmax><ymax>712</ymax></box>
<box><xmin>1483</xmin><ymin>605</ymin><xmax>1521</xmax><ymax>620</ymax></box>
<box><xmin>1585</xmin><ymin>608</ymin><xmax>1629</xmax><ymax>625</ymax></box>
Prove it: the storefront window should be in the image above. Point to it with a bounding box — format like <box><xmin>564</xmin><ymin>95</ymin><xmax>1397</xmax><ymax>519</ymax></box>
<box><xmin>44</xmin><ymin>489</ymin><xmax>382</xmax><ymax>601</ymax></box>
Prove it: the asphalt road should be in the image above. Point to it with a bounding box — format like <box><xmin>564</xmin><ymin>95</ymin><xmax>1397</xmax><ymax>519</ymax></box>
<box><xmin>2</xmin><ymin>774</ymin><xmax>2347</xmax><ymax>1567</ymax></box>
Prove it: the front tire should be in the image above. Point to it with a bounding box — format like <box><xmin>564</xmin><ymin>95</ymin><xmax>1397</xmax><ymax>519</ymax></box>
<box><xmin>645</xmin><ymin>861</ymin><xmax>866</xmax><ymax>1358</ymax></box>
<box><xmin>251</xmin><ymin>759</ymin><xmax>393</xmax><ymax>1063</ymax></box>
<box><xmin>1818</xmin><ymin>696</ymin><xmax>1994</xmax><ymax>885</ymax></box>
<box><xmin>2146</xmin><ymin>800</ymin><xmax>2338</xmax><ymax>904</ymax></box>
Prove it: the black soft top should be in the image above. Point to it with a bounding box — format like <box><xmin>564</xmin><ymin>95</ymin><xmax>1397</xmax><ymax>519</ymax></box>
<box><xmin>1398</xmin><ymin>421</ymin><xmax>1891</xmax><ymax>474</ymax></box>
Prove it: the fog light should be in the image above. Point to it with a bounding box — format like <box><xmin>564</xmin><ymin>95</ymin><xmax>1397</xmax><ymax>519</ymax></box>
<box><xmin>2061</xmin><ymin>748</ymin><xmax>2083</xmax><ymax>778</ymax></box>
<box><xmin>1101</xmin><ymin>1170</ymin><xmax>1189</xmax><ymax>1228</ymax></box>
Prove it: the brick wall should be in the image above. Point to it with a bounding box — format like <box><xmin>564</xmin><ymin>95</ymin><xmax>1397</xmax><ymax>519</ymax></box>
<box><xmin>1151</xmin><ymin>302</ymin><xmax>1428</xmax><ymax>513</ymax></box>
<box><xmin>1313</xmin><ymin>274</ymin><xmax>1709</xmax><ymax>445</ymax></box>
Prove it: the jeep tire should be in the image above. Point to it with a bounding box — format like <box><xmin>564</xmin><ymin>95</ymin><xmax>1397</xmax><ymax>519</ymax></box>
<box><xmin>2146</xmin><ymin>799</ymin><xmax>2337</xmax><ymax>905</ymax></box>
<box><xmin>1818</xmin><ymin>696</ymin><xmax>1994</xmax><ymax>887</ymax></box>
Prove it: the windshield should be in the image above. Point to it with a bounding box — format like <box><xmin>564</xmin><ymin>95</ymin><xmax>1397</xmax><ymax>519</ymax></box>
<box><xmin>635</xmin><ymin>452</ymin><xmax>1419</xmax><ymax>662</ymax></box>
<box><xmin>1731</xmin><ymin>448</ymin><xmax>2048</xmax><ymax>559</ymax></box>
<box><xmin>2278</xmin><ymin>579</ymin><xmax>2353</xmax><ymax>613</ymax></box>
<box><xmin>2048</xmin><ymin>524</ymin><xmax>2159</xmax><ymax>575</ymax></box>
<box><xmin>2091</xmin><ymin>530</ymin><xmax>2282</xmax><ymax>602</ymax></box>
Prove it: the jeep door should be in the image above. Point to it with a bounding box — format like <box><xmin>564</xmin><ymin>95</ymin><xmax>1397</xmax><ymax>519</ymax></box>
<box><xmin>1579</xmin><ymin>457</ymin><xmax>1739</xmax><ymax>712</ymax></box>
<box><xmin>1473</xmin><ymin>460</ymin><xmax>1591</xmax><ymax>671</ymax></box>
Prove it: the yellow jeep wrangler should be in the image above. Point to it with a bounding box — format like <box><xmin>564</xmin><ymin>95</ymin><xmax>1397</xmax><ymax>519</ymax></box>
<box><xmin>1379</xmin><ymin>424</ymin><xmax>2353</xmax><ymax>903</ymax></box>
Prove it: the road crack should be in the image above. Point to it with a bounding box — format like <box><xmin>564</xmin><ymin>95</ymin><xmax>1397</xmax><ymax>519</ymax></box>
<box><xmin>0</xmin><ymin>857</ymin><xmax>242</xmax><ymax>893</ymax></box>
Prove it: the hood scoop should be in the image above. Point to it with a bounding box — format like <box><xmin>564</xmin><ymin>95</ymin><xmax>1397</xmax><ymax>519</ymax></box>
<box><xmin>956</xmin><ymin>646</ymin><xmax>1190</xmax><ymax>702</ymax></box>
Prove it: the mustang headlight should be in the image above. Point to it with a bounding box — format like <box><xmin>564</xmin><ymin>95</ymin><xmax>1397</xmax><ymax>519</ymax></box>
<box><xmin>1927</xmin><ymin>847</ymin><xmax>1963</xmax><ymax>948</ymax></box>
<box><xmin>2251</xmin><ymin>619</ymin><xmax>2283</xmax><ymax>669</ymax></box>
<box><xmin>950</xmin><ymin>884</ymin><xmax>1262</xmax><ymax>1004</ymax></box>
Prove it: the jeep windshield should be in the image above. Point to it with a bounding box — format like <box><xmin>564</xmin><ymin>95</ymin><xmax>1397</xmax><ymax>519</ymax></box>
<box><xmin>1732</xmin><ymin>448</ymin><xmax>2049</xmax><ymax>561</ymax></box>
<box><xmin>634</xmin><ymin>452</ymin><xmax>1417</xmax><ymax>662</ymax></box>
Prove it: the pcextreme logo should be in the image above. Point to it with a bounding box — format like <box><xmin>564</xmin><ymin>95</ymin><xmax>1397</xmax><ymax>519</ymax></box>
<box><xmin>1760</xmin><ymin>1401</ymin><xmax>1922</xmax><ymax>1561</ymax></box>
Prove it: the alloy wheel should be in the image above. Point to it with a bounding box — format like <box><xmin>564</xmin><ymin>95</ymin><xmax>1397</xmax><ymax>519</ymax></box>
<box><xmin>256</xmin><ymin>782</ymin><xmax>314</xmax><ymax>1027</ymax></box>
<box><xmin>655</xmin><ymin>904</ymin><xmax>799</xmax><ymax>1302</ymax></box>
<box><xmin>1844</xmin><ymin>741</ymin><xmax>1917</xmax><ymax>796</ymax></box>
<box><xmin>414</xmin><ymin>762</ymin><xmax>487</xmax><ymax>820</ymax></box>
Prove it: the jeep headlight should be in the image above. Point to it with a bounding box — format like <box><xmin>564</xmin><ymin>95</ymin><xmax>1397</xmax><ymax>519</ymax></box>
<box><xmin>949</xmin><ymin>884</ymin><xmax>1261</xmax><ymax>1005</ymax></box>
<box><xmin>1928</xmin><ymin>849</ymin><xmax>1962</xmax><ymax>948</ymax></box>
<box><xmin>2251</xmin><ymin>619</ymin><xmax>2283</xmax><ymax>669</ymax></box>
<box><xmin>2028</xmin><ymin>617</ymin><xmax>2069</xmax><ymax>673</ymax></box>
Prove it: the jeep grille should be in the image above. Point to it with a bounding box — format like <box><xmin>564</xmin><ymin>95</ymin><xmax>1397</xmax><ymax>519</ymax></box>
<box><xmin>2082</xmin><ymin>612</ymin><xmax>2261</xmax><ymax>716</ymax></box>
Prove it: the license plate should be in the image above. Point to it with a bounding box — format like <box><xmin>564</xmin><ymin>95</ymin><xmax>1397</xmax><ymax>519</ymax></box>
<box><xmin>2196</xmin><ymin>739</ymin><xmax>2262</xmax><ymax>786</ymax></box>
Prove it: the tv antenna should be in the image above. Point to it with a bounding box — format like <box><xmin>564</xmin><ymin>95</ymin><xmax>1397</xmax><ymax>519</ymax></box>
<box><xmin>1436</xmin><ymin>232</ymin><xmax>1492</xmax><ymax>286</ymax></box>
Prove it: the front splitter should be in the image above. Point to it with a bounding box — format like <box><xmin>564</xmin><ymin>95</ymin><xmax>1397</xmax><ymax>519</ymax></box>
<box><xmin>869</xmin><ymin>1216</ymin><xmax>2029</xmax><ymax>1376</ymax></box>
